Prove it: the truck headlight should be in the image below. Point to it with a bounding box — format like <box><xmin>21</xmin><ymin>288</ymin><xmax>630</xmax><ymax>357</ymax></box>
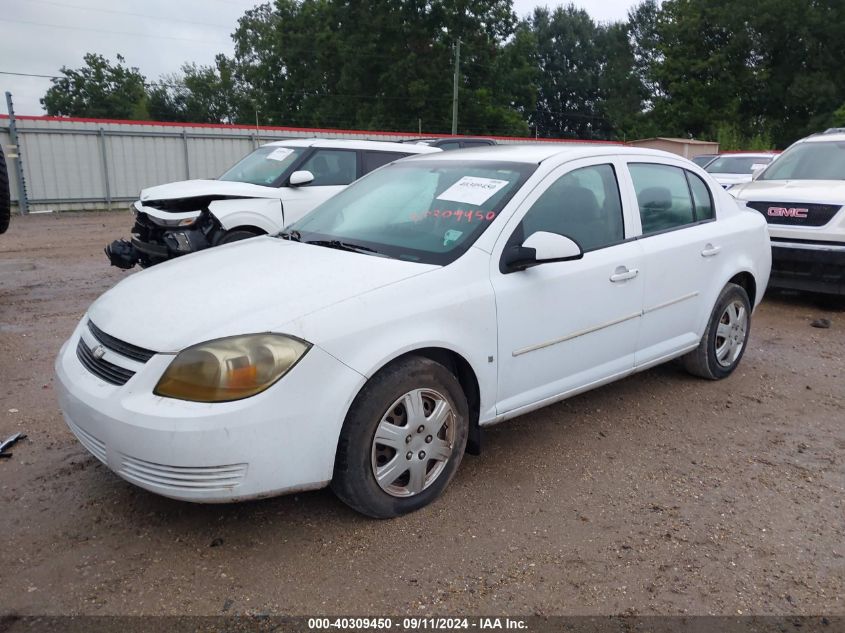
<box><xmin>154</xmin><ymin>334</ymin><xmax>311</xmax><ymax>402</ymax></box>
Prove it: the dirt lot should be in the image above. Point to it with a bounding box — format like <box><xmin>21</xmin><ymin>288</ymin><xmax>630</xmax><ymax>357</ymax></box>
<box><xmin>0</xmin><ymin>211</ymin><xmax>843</xmax><ymax>617</ymax></box>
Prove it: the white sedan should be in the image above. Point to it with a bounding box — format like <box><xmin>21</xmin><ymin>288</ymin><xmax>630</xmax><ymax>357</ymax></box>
<box><xmin>56</xmin><ymin>145</ymin><xmax>771</xmax><ymax>517</ymax></box>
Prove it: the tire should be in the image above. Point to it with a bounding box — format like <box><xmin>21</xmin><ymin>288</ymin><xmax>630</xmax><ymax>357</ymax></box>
<box><xmin>683</xmin><ymin>283</ymin><xmax>751</xmax><ymax>380</ymax></box>
<box><xmin>0</xmin><ymin>143</ymin><xmax>10</xmax><ymax>235</ymax></box>
<box><xmin>214</xmin><ymin>228</ymin><xmax>263</xmax><ymax>245</ymax></box>
<box><xmin>332</xmin><ymin>356</ymin><xmax>469</xmax><ymax>518</ymax></box>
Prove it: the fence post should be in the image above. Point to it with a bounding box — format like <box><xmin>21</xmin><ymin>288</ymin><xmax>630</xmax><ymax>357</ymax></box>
<box><xmin>182</xmin><ymin>130</ymin><xmax>190</xmax><ymax>179</ymax></box>
<box><xmin>98</xmin><ymin>127</ymin><xmax>111</xmax><ymax>209</ymax></box>
<box><xmin>5</xmin><ymin>91</ymin><xmax>29</xmax><ymax>215</ymax></box>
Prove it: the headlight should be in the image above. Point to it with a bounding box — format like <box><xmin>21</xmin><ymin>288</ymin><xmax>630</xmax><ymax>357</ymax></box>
<box><xmin>148</xmin><ymin>214</ymin><xmax>200</xmax><ymax>227</ymax></box>
<box><xmin>154</xmin><ymin>334</ymin><xmax>311</xmax><ymax>402</ymax></box>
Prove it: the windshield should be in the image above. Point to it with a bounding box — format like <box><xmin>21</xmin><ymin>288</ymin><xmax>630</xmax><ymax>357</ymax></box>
<box><xmin>691</xmin><ymin>155</ymin><xmax>716</xmax><ymax>167</ymax></box>
<box><xmin>760</xmin><ymin>141</ymin><xmax>845</xmax><ymax>180</ymax></box>
<box><xmin>219</xmin><ymin>146</ymin><xmax>306</xmax><ymax>186</ymax></box>
<box><xmin>705</xmin><ymin>155</ymin><xmax>772</xmax><ymax>174</ymax></box>
<box><xmin>286</xmin><ymin>160</ymin><xmax>535</xmax><ymax>265</ymax></box>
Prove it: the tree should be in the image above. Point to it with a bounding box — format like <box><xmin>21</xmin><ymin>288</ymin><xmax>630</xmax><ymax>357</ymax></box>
<box><xmin>229</xmin><ymin>0</ymin><xmax>529</xmax><ymax>135</ymax></box>
<box><xmin>41</xmin><ymin>53</ymin><xmax>149</xmax><ymax>119</ymax></box>
<box><xmin>147</xmin><ymin>56</ymin><xmax>243</xmax><ymax>124</ymax></box>
<box><xmin>529</xmin><ymin>6</ymin><xmax>609</xmax><ymax>138</ymax></box>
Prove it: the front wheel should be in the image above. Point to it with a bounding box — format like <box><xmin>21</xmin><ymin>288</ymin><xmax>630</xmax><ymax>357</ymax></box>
<box><xmin>214</xmin><ymin>228</ymin><xmax>263</xmax><ymax>245</ymax></box>
<box><xmin>332</xmin><ymin>356</ymin><xmax>469</xmax><ymax>518</ymax></box>
<box><xmin>683</xmin><ymin>282</ymin><xmax>751</xmax><ymax>380</ymax></box>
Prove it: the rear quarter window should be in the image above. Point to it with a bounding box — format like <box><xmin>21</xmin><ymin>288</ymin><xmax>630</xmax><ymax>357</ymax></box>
<box><xmin>363</xmin><ymin>151</ymin><xmax>408</xmax><ymax>174</ymax></box>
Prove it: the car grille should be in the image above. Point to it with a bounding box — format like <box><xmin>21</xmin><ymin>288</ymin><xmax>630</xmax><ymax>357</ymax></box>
<box><xmin>746</xmin><ymin>201</ymin><xmax>842</xmax><ymax>227</ymax></box>
<box><xmin>118</xmin><ymin>454</ymin><xmax>248</xmax><ymax>492</ymax></box>
<box><xmin>88</xmin><ymin>320</ymin><xmax>155</xmax><ymax>362</ymax></box>
<box><xmin>76</xmin><ymin>340</ymin><xmax>137</xmax><ymax>386</ymax></box>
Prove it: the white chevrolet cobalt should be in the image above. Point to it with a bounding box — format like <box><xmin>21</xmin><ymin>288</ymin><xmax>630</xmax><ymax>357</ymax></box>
<box><xmin>57</xmin><ymin>145</ymin><xmax>771</xmax><ymax>518</ymax></box>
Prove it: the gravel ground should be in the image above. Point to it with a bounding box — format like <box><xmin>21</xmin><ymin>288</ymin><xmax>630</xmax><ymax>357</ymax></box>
<box><xmin>0</xmin><ymin>211</ymin><xmax>843</xmax><ymax>617</ymax></box>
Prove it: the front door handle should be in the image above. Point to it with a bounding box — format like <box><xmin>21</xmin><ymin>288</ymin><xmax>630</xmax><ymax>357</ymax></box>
<box><xmin>610</xmin><ymin>266</ymin><xmax>639</xmax><ymax>282</ymax></box>
<box><xmin>701</xmin><ymin>244</ymin><xmax>721</xmax><ymax>257</ymax></box>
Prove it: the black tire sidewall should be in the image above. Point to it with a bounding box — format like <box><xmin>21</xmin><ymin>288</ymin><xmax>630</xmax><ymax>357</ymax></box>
<box><xmin>703</xmin><ymin>284</ymin><xmax>751</xmax><ymax>379</ymax></box>
<box><xmin>332</xmin><ymin>357</ymin><xmax>469</xmax><ymax>518</ymax></box>
<box><xmin>215</xmin><ymin>229</ymin><xmax>261</xmax><ymax>245</ymax></box>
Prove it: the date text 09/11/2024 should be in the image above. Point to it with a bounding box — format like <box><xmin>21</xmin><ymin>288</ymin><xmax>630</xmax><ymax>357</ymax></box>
<box><xmin>307</xmin><ymin>618</ymin><xmax>528</xmax><ymax>630</ymax></box>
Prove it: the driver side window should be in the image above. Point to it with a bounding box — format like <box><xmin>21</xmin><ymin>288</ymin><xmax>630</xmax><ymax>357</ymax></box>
<box><xmin>520</xmin><ymin>164</ymin><xmax>624</xmax><ymax>252</ymax></box>
<box><xmin>298</xmin><ymin>150</ymin><xmax>358</xmax><ymax>186</ymax></box>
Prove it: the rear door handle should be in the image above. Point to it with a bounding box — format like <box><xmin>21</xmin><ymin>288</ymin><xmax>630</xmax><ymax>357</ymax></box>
<box><xmin>610</xmin><ymin>266</ymin><xmax>639</xmax><ymax>282</ymax></box>
<box><xmin>701</xmin><ymin>244</ymin><xmax>721</xmax><ymax>257</ymax></box>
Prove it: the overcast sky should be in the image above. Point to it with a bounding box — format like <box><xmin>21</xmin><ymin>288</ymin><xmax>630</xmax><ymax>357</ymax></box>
<box><xmin>1</xmin><ymin>0</ymin><xmax>641</xmax><ymax>117</ymax></box>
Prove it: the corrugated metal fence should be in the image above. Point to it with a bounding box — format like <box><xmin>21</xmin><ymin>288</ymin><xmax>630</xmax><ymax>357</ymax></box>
<box><xmin>0</xmin><ymin>113</ymin><xmax>592</xmax><ymax>213</ymax></box>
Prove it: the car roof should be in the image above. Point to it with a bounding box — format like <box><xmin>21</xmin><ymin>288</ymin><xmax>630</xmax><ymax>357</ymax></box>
<box><xmin>803</xmin><ymin>131</ymin><xmax>845</xmax><ymax>144</ymax></box>
<box><xmin>399</xmin><ymin>143</ymin><xmax>682</xmax><ymax>164</ymax></box>
<box><xmin>263</xmin><ymin>138</ymin><xmax>441</xmax><ymax>154</ymax></box>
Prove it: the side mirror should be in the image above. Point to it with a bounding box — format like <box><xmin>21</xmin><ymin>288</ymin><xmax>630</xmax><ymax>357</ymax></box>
<box><xmin>502</xmin><ymin>231</ymin><xmax>583</xmax><ymax>273</ymax></box>
<box><xmin>289</xmin><ymin>170</ymin><xmax>315</xmax><ymax>186</ymax></box>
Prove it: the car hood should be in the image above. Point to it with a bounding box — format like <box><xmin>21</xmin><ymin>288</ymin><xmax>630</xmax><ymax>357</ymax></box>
<box><xmin>87</xmin><ymin>237</ymin><xmax>437</xmax><ymax>353</ymax></box>
<box><xmin>140</xmin><ymin>179</ymin><xmax>281</xmax><ymax>202</ymax></box>
<box><xmin>731</xmin><ymin>179</ymin><xmax>845</xmax><ymax>204</ymax></box>
<box><xmin>712</xmin><ymin>173</ymin><xmax>752</xmax><ymax>185</ymax></box>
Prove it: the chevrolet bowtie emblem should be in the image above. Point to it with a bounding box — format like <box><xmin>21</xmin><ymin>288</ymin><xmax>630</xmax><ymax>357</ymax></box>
<box><xmin>91</xmin><ymin>344</ymin><xmax>106</xmax><ymax>360</ymax></box>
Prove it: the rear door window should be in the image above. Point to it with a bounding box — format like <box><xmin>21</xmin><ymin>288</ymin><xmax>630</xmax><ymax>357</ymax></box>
<box><xmin>629</xmin><ymin>164</ymin><xmax>695</xmax><ymax>234</ymax></box>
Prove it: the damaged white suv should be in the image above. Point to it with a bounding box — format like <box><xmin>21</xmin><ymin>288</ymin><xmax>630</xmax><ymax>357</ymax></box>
<box><xmin>106</xmin><ymin>138</ymin><xmax>440</xmax><ymax>269</ymax></box>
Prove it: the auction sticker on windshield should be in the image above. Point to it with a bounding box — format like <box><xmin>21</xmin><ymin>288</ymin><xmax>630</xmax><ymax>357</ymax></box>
<box><xmin>436</xmin><ymin>176</ymin><xmax>509</xmax><ymax>205</ymax></box>
<box><xmin>266</xmin><ymin>147</ymin><xmax>295</xmax><ymax>162</ymax></box>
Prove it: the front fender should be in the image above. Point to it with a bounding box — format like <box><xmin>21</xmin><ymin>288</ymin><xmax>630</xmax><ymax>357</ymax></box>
<box><xmin>208</xmin><ymin>198</ymin><xmax>284</xmax><ymax>234</ymax></box>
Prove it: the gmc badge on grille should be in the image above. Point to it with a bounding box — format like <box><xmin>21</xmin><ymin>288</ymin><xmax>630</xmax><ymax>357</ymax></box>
<box><xmin>768</xmin><ymin>206</ymin><xmax>809</xmax><ymax>218</ymax></box>
<box><xmin>91</xmin><ymin>345</ymin><xmax>106</xmax><ymax>360</ymax></box>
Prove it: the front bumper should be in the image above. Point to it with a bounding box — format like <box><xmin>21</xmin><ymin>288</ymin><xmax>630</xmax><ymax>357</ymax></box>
<box><xmin>55</xmin><ymin>322</ymin><xmax>365</xmax><ymax>502</ymax></box>
<box><xmin>769</xmin><ymin>240</ymin><xmax>845</xmax><ymax>295</ymax></box>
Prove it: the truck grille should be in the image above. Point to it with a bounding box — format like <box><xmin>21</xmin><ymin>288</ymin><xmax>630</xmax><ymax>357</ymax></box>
<box><xmin>746</xmin><ymin>201</ymin><xmax>841</xmax><ymax>227</ymax></box>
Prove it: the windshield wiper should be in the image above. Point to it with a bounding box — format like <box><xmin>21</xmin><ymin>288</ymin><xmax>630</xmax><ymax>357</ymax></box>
<box><xmin>277</xmin><ymin>230</ymin><xmax>301</xmax><ymax>242</ymax></box>
<box><xmin>305</xmin><ymin>239</ymin><xmax>382</xmax><ymax>255</ymax></box>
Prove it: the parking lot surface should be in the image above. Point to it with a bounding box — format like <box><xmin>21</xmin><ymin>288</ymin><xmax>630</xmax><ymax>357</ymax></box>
<box><xmin>1</xmin><ymin>211</ymin><xmax>843</xmax><ymax>616</ymax></box>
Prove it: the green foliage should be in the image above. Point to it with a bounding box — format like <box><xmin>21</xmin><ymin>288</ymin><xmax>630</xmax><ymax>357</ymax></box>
<box><xmin>147</xmin><ymin>56</ymin><xmax>243</xmax><ymax>124</ymax></box>
<box><xmin>41</xmin><ymin>53</ymin><xmax>149</xmax><ymax>120</ymax></box>
<box><xmin>39</xmin><ymin>1</ymin><xmax>845</xmax><ymax>147</ymax></box>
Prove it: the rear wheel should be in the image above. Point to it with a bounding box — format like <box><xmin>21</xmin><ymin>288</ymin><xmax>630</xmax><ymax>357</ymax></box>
<box><xmin>0</xmin><ymin>143</ymin><xmax>10</xmax><ymax>234</ymax></box>
<box><xmin>332</xmin><ymin>356</ymin><xmax>469</xmax><ymax>518</ymax></box>
<box><xmin>683</xmin><ymin>283</ymin><xmax>751</xmax><ymax>380</ymax></box>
